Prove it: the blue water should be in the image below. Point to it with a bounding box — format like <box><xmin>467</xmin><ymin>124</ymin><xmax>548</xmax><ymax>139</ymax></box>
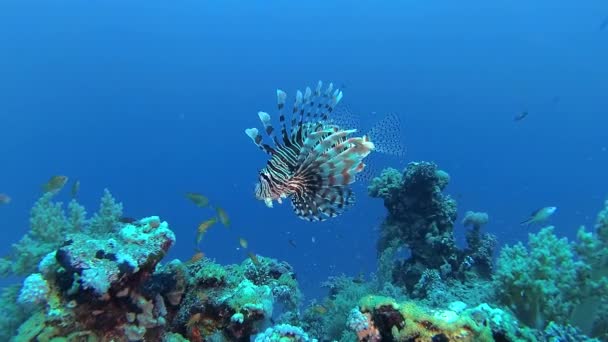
<box><xmin>1</xmin><ymin>0</ymin><xmax>607</xmax><ymax>300</ymax></box>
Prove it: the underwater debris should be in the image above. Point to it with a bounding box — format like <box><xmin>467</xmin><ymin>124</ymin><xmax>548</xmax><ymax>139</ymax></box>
<box><xmin>245</xmin><ymin>81</ymin><xmax>374</xmax><ymax>221</ymax></box>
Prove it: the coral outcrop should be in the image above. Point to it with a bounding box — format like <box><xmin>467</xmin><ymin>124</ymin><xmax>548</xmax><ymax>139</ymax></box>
<box><xmin>369</xmin><ymin>162</ymin><xmax>496</xmax><ymax>292</ymax></box>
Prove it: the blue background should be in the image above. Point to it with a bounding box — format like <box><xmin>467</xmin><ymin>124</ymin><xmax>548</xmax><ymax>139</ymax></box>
<box><xmin>1</xmin><ymin>0</ymin><xmax>607</xmax><ymax>300</ymax></box>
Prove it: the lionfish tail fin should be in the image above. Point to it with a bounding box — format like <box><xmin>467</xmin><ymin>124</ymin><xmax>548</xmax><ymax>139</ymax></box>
<box><xmin>366</xmin><ymin>112</ymin><xmax>407</xmax><ymax>157</ymax></box>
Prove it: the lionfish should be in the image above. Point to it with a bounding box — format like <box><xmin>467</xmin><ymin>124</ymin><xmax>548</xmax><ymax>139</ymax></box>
<box><xmin>245</xmin><ymin>81</ymin><xmax>375</xmax><ymax>221</ymax></box>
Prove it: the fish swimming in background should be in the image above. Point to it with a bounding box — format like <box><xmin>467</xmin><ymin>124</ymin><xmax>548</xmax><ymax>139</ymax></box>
<box><xmin>239</xmin><ymin>238</ymin><xmax>248</xmax><ymax>249</ymax></box>
<box><xmin>216</xmin><ymin>207</ymin><xmax>230</xmax><ymax>227</ymax></box>
<box><xmin>71</xmin><ymin>180</ymin><xmax>80</xmax><ymax>198</ymax></box>
<box><xmin>514</xmin><ymin>111</ymin><xmax>529</xmax><ymax>122</ymax></box>
<box><xmin>185</xmin><ymin>192</ymin><xmax>210</xmax><ymax>207</ymax></box>
<box><xmin>248</xmin><ymin>252</ymin><xmax>261</xmax><ymax>267</ymax></box>
<box><xmin>0</xmin><ymin>193</ymin><xmax>11</xmax><ymax>205</ymax></box>
<box><xmin>188</xmin><ymin>250</ymin><xmax>205</xmax><ymax>264</ymax></box>
<box><xmin>520</xmin><ymin>206</ymin><xmax>557</xmax><ymax>226</ymax></box>
<box><xmin>43</xmin><ymin>175</ymin><xmax>69</xmax><ymax>193</ymax></box>
<box><xmin>196</xmin><ymin>217</ymin><xmax>217</xmax><ymax>244</ymax></box>
<box><xmin>119</xmin><ymin>217</ymin><xmax>138</xmax><ymax>224</ymax></box>
<box><xmin>245</xmin><ymin>81</ymin><xmax>375</xmax><ymax>221</ymax></box>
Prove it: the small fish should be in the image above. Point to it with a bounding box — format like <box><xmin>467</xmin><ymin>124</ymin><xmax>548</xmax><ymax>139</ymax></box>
<box><xmin>311</xmin><ymin>236</ymin><xmax>316</xmax><ymax>243</ymax></box>
<box><xmin>43</xmin><ymin>175</ymin><xmax>69</xmax><ymax>193</ymax></box>
<box><xmin>216</xmin><ymin>207</ymin><xmax>230</xmax><ymax>227</ymax></box>
<box><xmin>0</xmin><ymin>193</ymin><xmax>11</xmax><ymax>205</ymax></box>
<box><xmin>514</xmin><ymin>111</ymin><xmax>528</xmax><ymax>122</ymax></box>
<box><xmin>71</xmin><ymin>180</ymin><xmax>80</xmax><ymax>198</ymax></box>
<box><xmin>520</xmin><ymin>206</ymin><xmax>557</xmax><ymax>226</ymax></box>
<box><xmin>119</xmin><ymin>217</ymin><xmax>138</xmax><ymax>224</ymax></box>
<box><xmin>288</xmin><ymin>239</ymin><xmax>297</xmax><ymax>248</ymax></box>
<box><xmin>188</xmin><ymin>251</ymin><xmax>205</xmax><ymax>264</ymax></box>
<box><xmin>312</xmin><ymin>304</ymin><xmax>327</xmax><ymax>315</ymax></box>
<box><xmin>239</xmin><ymin>238</ymin><xmax>248</xmax><ymax>249</ymax></box>
<box><xmin>196</xmin><ymin>217</ymin><xmax>217</xmax><ymax>244</ymax></box>
<box><xmin>185</xmin><ymin>192</ymin><xmax>209</xmax><ymax>207</ymax></box>
<box><xmin>248</xmin><ymin>252</ymin><xmax>261</xmax><ymax>267</ymax></box>
<box><xmin>186</xmin><ymin>313</ymin><xmax>202</xmax><ymax>328</ymax></box>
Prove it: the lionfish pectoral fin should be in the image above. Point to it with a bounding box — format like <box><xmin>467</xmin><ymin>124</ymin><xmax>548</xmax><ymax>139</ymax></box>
<box><xmin>291</xmin><ymin>186</ymin><xmax>355</xmax><ymax>221</ymax></box>
<box><xmin>264</xmin><ymin>198</ymin><xmax>274</xmax><ymax>208</ymax></box>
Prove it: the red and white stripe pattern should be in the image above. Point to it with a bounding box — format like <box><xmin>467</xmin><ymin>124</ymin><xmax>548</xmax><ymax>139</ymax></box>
<box><xmin>245</xmin><ymin>81</ymin><xmax>374</xmax><ymax>221</ymax></box>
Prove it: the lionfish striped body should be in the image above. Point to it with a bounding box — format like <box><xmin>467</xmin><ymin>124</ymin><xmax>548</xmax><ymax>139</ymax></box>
<box><xmin>245</xmin><ymin>81</ymin><xmax>375</xmax><ymax>221</ymax></box>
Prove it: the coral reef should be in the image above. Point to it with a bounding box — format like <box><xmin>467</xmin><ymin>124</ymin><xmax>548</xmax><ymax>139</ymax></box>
<box><xmin>2</xmin><ymin>192</ymin><xmax>303</xmax><ymax>342</ymax></box>
<box><xmin>0</xmin><ymin>189</ymin><xmax>121</xmax><ymax>277</ymax></box>
<box><xmin>349</xmin><ymin>295</ymin><xmax>497</xmax><ymax>341</ymax></box>
<box><xmin>495</xmin><ymin>219</ymin><xmax>608</xmax><ymax>338</ymax></box>
<box><xmin>4</xmin><ymin>169</ymin><xmax>608</xmax><ymax>341</ymax></box>
<box><xmin>369</xmin><ymin>162</ymin><xmax>496</xmax><ymax>292</ymax></box>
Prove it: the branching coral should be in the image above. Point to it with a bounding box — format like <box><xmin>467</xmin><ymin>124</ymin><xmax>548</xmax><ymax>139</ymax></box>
<box><xmin>494</xmin><ymin>226</ymin><xmax>587</xmax><ymax>330</ymax></box>
<box><xmin>0</xmin><ymin>189</ymin><xmax>122</xmax><ymax>277</ymax></box>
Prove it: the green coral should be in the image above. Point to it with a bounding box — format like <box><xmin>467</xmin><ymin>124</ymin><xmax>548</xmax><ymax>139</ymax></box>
<box><xmin>0</xmin><ymin>193</ymin><xmax>82</xmax><ymax>276</ymax></box>
<box><xmin>88</xmin><ymin>189</ymin><xmax>123</xmax><ymax>233</ymax></box>
<box><xmin>494</xmin><ymin>226</ymin><xmax>587</xmax><ymax>329</ymax></box>
<box><xmin>367</xmin><ymin>167</ymin><xmax>402</xmax><ymax>199</ymax></box>
<box><xmin>495</xmin><ymin>200</ymin><xmax>608</xmax><ymax>338</ymax></box>
<box><xmin>0</xmin><ymin>285</ymin><xmax>28</xmax><ymax>342</ymax></box>
<box><xmin>0</xmin><ymin>190</ymin><xmax>123</xmax><ymax>277</ymax></box>
<box><xmin>191</xmin><ymin>259</ymin><xmax>227</xmax><ymax>286</ymax></box>
<box><xmin>571</xmin><ymin>199</ymin><xmax>608</xmax><ymax>337</ymax></box>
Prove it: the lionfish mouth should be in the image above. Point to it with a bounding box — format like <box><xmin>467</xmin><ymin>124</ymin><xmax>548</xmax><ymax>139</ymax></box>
<box><xmin>245</xmin><ymin>81</ymin><xmax>374</xmax><ymax>221</ymax></box>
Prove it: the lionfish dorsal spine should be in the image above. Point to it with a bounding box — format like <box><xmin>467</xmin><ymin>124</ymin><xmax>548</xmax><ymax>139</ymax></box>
<box><xmin>245</xmin><ymin>127</ymin><xmax>275</xmax><ymax>155</ymax></box>
<box><xmin>257</xmin><ymin>111</ymin><xmax>281</xmax><ymax>146</ymax></box>
<box><xmin>289</xmin><ymin>90</ymin><xmax>303</xmax><ymax>139</ymax></box>
<box><xmin>276</xmin><ymin>89</ymin><xmax>290</xmax><ymax>144</ymax></box>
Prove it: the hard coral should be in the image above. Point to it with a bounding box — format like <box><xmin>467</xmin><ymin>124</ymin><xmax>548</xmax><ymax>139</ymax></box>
<box><xmin>369</xmin><ymin>162</ymin><xmax>459</xmax><ymax>292</ymax></box>
<box><xmin>354</xmin><ymin>296</ymin><xmax>493</xmax><ymax>342</ymax></box>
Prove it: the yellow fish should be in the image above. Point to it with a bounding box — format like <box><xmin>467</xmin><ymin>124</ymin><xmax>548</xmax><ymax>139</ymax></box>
<box><xmin>239</xmin><ymin>238</ymin><xmax>248</xmax><ymax>249</ymax></box>
<box><xmin>185</xmin><ymin>192</ymin><xmax>209</xmax><ymax>207</ymax></box>
<box><xmin>216</xmin><ymin>206</ymin><xmax>230</xmax><ymax>227</ymax></box>
<box><xmin>196</xmin><ymin>217</ymin><xmax>217</xmax><ymax>244</ymax></box>
<box><xmin>43</xmin><ymin>175</ymin><xmax>68</xmax><ymax>193</ymax></box>
<box><xmin>188</xmin><ymin>251</ymin><xmax>205</xmax><ymax>264</ymax></box>
<box><xmin>312</xmin><ymin>304</ymin><xmax>327</xmax><ymax>315</ymax></box>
